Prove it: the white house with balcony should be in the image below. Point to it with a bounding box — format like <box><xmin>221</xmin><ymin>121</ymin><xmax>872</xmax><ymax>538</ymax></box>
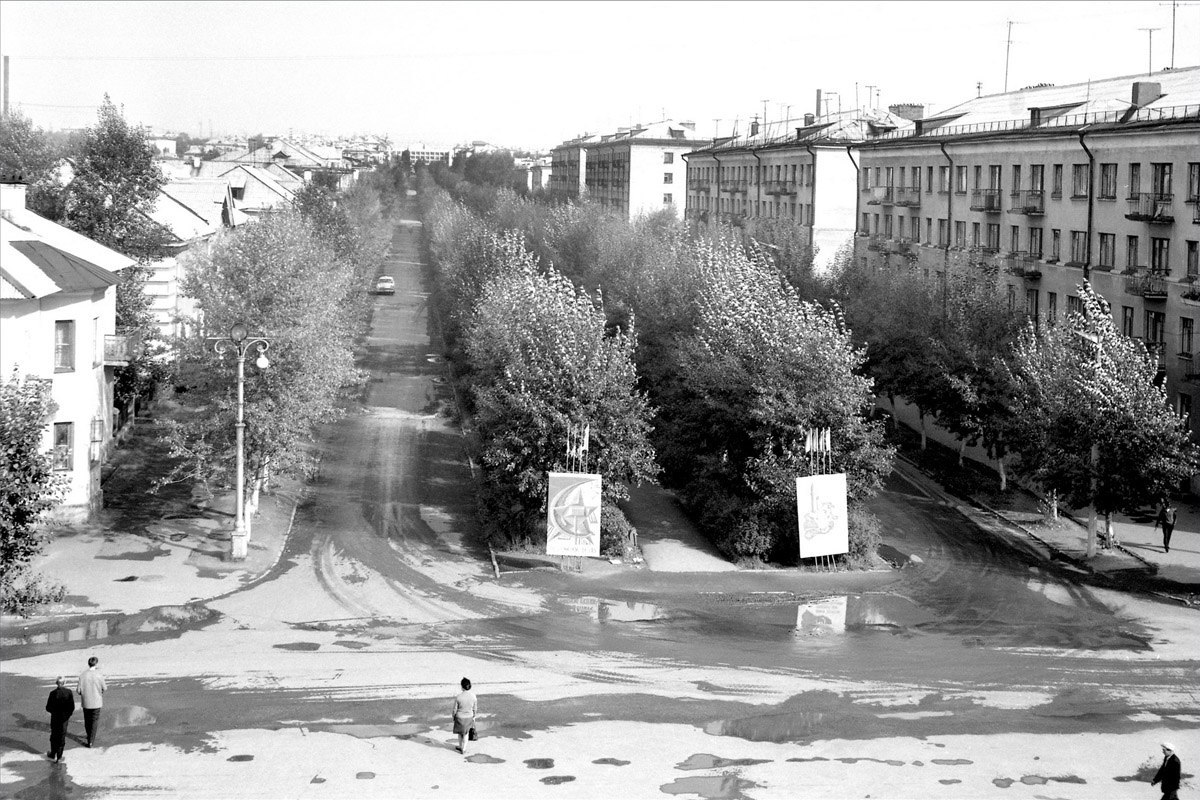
<box><xmin>0</xmin><ymin>178</ymin><xmax>137</xmax><ymax>521</ymax></box>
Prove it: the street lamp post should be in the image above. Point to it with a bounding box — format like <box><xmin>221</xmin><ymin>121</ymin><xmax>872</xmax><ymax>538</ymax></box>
<box><xmin>213</xmin><ymin>322</ymin><xmax>271</xmax><ymax>560</ymax></box>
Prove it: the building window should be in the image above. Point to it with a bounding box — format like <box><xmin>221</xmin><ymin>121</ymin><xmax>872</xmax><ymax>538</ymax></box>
<box><xmin>1071</xmin><ymin>164</ymin><xmax>1089</xmax><ymax>198</ymax></box>
<box><xmin>926</xmin><ymin>166</ymin><xmax>934</xmax><ymax>193</ymax></box>
<box><xmin>938</xmin><ymin>166</ymin><xmax>950</xmax><ymax>193</ymax></box>
<box><xmin>1180</xmin><ymin>393</ymin><xmax>1192</xmax><ymax>427</ymax></box>
<box><xmin>1152</xmin><ymin>163</ymin><xmax>1173</xmax><ymax>197</ymax></box>
<box><xmin>1182</xmin><ymin>317</ymin><xmax>1194</xmax><ymax>355</ymax></box>
<box><xmin>53</xmin><ymin>422</ymin><xmax>73</xmax><ymax>471</ymax></box>
<box><xmin>926</xmin><ymin>218</ymin><xmax>933</xmax><ymax>242</ymax></box>
<box><xmin>911</xmin><ymin>218</ymin><xmax>920</xmax><ymax>243</ymax></box>
<box><xmin>885</xmin><ymin>214</ymin><xmax>894</xmax><ymax>237</ymax></box>
<box><xmin>1099</xmin><ymin>164</ymin><xmax>1118</xmax><ymax>199</ymax></box>
<box><xmin>874</xmin><ymin>213</ymin><xmax>881</xmax><ymax>232</ymax></box>
<box><xmin>861</xmin><ymin>212</ymin><xmax>870</xmax><ymax>233</ymax></box>
<box><xmin>54</xmin><ymin>320</ymin><xmax>74</xmax><ymax>372</ymax></box>
<box><xmin>973</xmin><ymin>165</ymin><xmax>982</xmax><ymax>191</ymax></box>
<box><xmin>1025</xmin><ymin>288</ymin><xmax>1039</xmax><ymax>319</ymax></box>
<box><xmin>955</xmin><ymin>166</ymin><xmax>967</xmax><ymax>194</ymax></box>
<box><xmin>1010</xmin><ymin>225</ymin><xmax>1020</xmax><ymax>253</ymax></box>
<box><xmin>1129</xmin><ymin>163</ymin><xmax>1142</xmax><ymax>197</ymax></box>
<box><xmin>1188</xmin><ymin>163</ymin><xmax>1200</xmax><ymax>202</ymax></box>
<box><xmin>1122</xmin><ymin>306</ymin><xmax>1136</xmax><ymax>337</ymax></box>
<box><xmin>988</xmin><ymin>165</ymin><xmax>1001</xmax><ymax>191</ymax></box>
<box><xmin>972</xmin><ymin>222</ymin><xmax>981</xmax><ymax>247</ymax></box>
<box><xmin>1031</xmin><ymin>164</ymin><xmax>1045</xmax><ymax>192</ymax></box>
<box><xmin>912</xmin><ymin>168</ymin><xmax>921</xmax><ymax>193</ymax></box>
<box><xmin>663</xmin><ymin>193</ymin><xmax>673</xmax><ymax>205</ymax></box>
<box><xmin>1151</xmin><ymin>237</ymin><xmax>1170</xmax><ymax>274</ymax></box>
<box><xmin>1098</xmin><ymin>233</ymin><xmax>1115</xmax><ymax>268</ymax></box>
<box><xmin>1047</xmin><ymin>291</ymin><xmax>1057</xmax><ymax>323</ymax></box>
<box><xmin>1146</xmin><ymin>310</ymin><xmax>1166</xmax><ymax>345</ymax></box>
<box><xmin>1029</xmin><ymin>228</ymin><xmax>1043</xmax><ymax>257</ymax></box>
<box><xmin>1070</xmin><ymin>231</ymin><xmax>1087</xmax><ymax>264</ymax></box>
<box><xmin>1007</xmin><ymin>284</ymin><xmax>1016</xmax><ymax>311</ymax></box>
<box><xmin>663</xmin><ymin>152</ymin><xmax>674</xmax><ymax>164</ymax></box>
<box><xmin>938</xmin><ymin>218</ymin><xmax>949</xmax><ymax>247</ymax></box>
<box><xmin>1188</xmin><ymin>240</ymin><xmax>1199</xmax><ymax>278</ymax></box>
<box><xmin>1127</xmin><ymin>235</ymin><xmax>1140</xmax><ymax>269</ymax></box>
<box><xmin>1051</xmin><ymin>229</ymin><xmax>1061</xmax><ymax>261</ymax></box>
<box><xmin>986</xmin><ymin>223</ymin><xmax>1000</xmax><ymax>251</ymax></box>
<box><xmin>1012</xmin><ymin>164</ymin><xmax>1022</xmax><ymax>193</ymax></box>
<box><xmin>954</xmin><ymin>220</ymin><xmax>966</xmax><ymax>248</ymax></box>
<box><xmin>663</xmin><ymin>173</ymin><xmax>673</xmax><ymax>184</ymax></box>
<box><xmin>1067</xmin><ymin>295</ymin><xmax>1083</xmax><ymax>316</ymax></box>
<box><xmin>1052</xmin><ymin>164</ymin><xmax>1063</xmax><ymax>198</ymax></box>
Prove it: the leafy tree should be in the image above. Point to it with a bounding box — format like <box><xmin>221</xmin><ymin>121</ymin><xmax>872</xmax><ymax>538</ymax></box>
<box><xmin>464</xmin><ymin>235</ymin><xmax>658</xmax><ymax>546</ymax></box>
<box><xmin>0</xmin><ymin>371</ymin><xmax>67</xmax><ymax>615</ymax></box>
<box><xmin>661</xmin><ymin>236</ymin><xmax>893</xmax><ymax>562</ymax></box>
<box><xmin>166</xmin><ymin>213</ymin><xmax>365</xmax><ymax>514</ymax></box>
<box><xmin>1005</xmin><ymin>282</ymin><xmax>1198</xmax><ymax>554</ymax></box>
<box><xmin>0</xmin><ymin>110</ymin><xmax>62</xmax><ymax>216</ymax></box>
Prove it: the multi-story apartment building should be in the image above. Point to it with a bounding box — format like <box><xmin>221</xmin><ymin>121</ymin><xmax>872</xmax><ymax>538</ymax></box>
<box><xmin>581</xmin><ymin>120</ymin><xmax>710</xmax><ymax>220</ymax></box>
<box><xmin>1</xmin><ymin>177</ymin><xmax>138</xmax><ymax>521</ymax></box>
<box><xmin>549</xmin><ymin>133</ymin><xmax>597</xmax><ymax>200</ymax></box>
<box><xmin>852</xmin><ymin>66</ymin><xmax>1200</xmax><ymax>451</ymax></box>
<box><xmin>684</xmin><ymin>109</ymin><xmax>915</xmax><ymax>272</ymax></box>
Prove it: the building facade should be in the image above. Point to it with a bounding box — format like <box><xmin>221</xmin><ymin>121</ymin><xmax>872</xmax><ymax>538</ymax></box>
<box><xmin>851</xmin><ymin>67</ymin><xmax>1200</xmax><ymax>468</ymax></box>
<box><xmin>581</xmin><ymin>121</ymin><xmax>710</xmax><ymax>220</ymax></box>
<box><xmin>684</xmin><ymin>109</ymin><xmax>915</xmax><ymax>272</ymax></box>
<box><xmin>1</xmin><ymin>179</ymin><xmax>137</xmax><ymax>521</ymax></box>
<box><xmin>549</xmin><ymin>133</ymin><xmax>597</xmax><ymax>200</ymax></box>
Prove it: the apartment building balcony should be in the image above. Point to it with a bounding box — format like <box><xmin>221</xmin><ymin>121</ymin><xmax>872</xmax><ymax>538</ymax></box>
<box><xmin>104</xmin><ymin>331</ymin><xmax>141</xmax><ymax>367</ymax></box>
<box><xmin>867</xmin><ymin>234</ymin><xmax>887</xmax><ymax>252</ymax></box>
<box><xmin>1005</xmin><ymin>252</ymin><xmax>1042</xmax><ymax>279</ymax></box>
<box><xmin>888</xmin><ymin>238</ymin><xmax>913</xmax><ymax>255</ymax></box>
<box><xmin>1009</xmin><ymin>190</ymin><xmax>1045</xmax><ymax>216</ymax></box>
<box><xmin>1126</xmin><ymin>192</ymin><xmax>1174</xmax><ymax>224</ymax></box>
<box><xmin>720</xmin><ymin>180</ymin><xmax>746</xmax><ymax>194</ymax></box>
<box><xmin>866</xmin><ymin>187</ymin><xmax>894</xmax><ymax>206</ymax></box>
<box><xmin>1137</xmin><ymin>337</ymin><xmax>1167</xmax><ymax>365</ymax></box>
<box><xmin>693</xmin><ymin>182</ymin><xmax>712</xmax><ymax>193</ymax></box>
<box><xmin>969</xmin><ymin>189</ymin><xmax>1002</xmax><ymax>212</ymax></box>
<box><xmin>1124</xmin><ymin>271</ymin><xmax>1170</xmax><ymax>300</ymax></box>
<box><xmin>765</xmin><ymin>181</ymin><xmax>797</xmax><ymax>196</ymax></box>
<box><xmin>894</xmin><ymin>188</ymin><xmax>921</xmax><ymax>207</ymax></box>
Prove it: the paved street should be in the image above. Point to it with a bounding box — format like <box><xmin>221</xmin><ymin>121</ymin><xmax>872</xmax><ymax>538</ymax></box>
<box><xmin>2</xmin><ymin>200</ymin><xmax>1198</xmax><ymax>800</ymax></box>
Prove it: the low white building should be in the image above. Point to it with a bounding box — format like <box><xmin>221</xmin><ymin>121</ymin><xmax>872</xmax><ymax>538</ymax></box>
<box><xmin>1</xmin><ymin>178</ymin><xmax>137</xmax><ymax>521</ymax></box>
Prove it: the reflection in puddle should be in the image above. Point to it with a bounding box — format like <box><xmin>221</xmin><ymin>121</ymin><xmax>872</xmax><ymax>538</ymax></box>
<box><xmin>660</xmin><ymin>775</ymin><xmax>760</xmax><ymax>799</ymax></box>
<box><xmin>795</xmin><ymin>597</ymin><xmax>847</xmax><ymax>635</ymax></box>
<box><xmin>2</xmin><ymin>605</ymin><xmax>218</xmax><ymax>647</ymax></box>
<box><xmin>567</xmin><ymin>597</ymin><xmax>665</xmax><ymax>623</ymax></box>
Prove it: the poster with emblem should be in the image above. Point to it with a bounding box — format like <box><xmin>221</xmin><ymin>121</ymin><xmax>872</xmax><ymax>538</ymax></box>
<box><xmin>796</xmin><ymin>473</ymin><xmax>849</xmax><ymax>558</ymax></box>
<box><xmin>546</xmin><ymin>472</ymin><xmax>602</xmax><ymax>557</ymax></box>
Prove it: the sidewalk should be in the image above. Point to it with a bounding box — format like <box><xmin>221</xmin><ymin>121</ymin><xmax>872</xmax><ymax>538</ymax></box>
<box><xmin>893</xmin><ymin>457</ymin><xmax>1200</xmax><ymax>600</ymax></box>
<box><xmin>0</xmin><ymin>409</ymin><xmax>301</xmax><ymax>634</ymax></box>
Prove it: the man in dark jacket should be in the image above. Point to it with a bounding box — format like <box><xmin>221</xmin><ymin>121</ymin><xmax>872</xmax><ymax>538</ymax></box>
<box><xmin>1152</xmin><ymin>742</ymin><xmax>1182</xmax><ymax>800</ymax></box>
<box><xmin>45</xmin><ymin>676</ymin><xmax>75</xmax><ymax>762</ymax></box>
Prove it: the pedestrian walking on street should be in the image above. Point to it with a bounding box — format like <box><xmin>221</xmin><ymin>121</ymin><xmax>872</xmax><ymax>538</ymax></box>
<box><xmin>1152</xmin><ymin>742</ymin><xmax>1181</xmax><ymax>799</ymax></box>
<box><xmin>1154</xmin><ymin>501</ymin><xmax>1178</xmax><ymax>553</ymax></box>
<box><xmin>451</xmin><ymin>677</ymin><xmax>478</xmax><ymax>755</ymax></box>
<box><xmin>77</xmin><ymin>656</ymin><xmax>106</xmax><ymax>748</ymax></box>
<box><xmin>44</xmin><ymin>676</ymin><xmax>75</xmax><ymax>762</ymax></box>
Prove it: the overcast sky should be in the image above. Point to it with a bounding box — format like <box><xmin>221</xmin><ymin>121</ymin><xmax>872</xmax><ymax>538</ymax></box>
<box><xmin>1</xmin><ymin>1</ymin><xmax>1197</xmax><ymax>151</ymax></box>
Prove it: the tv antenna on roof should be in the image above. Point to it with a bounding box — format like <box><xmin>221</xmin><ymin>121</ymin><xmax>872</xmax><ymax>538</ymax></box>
<box><xmin>1138</xmin><ymin>27</ymin><xmax>1162</xmax><ymax>75</ymax></box>
<box><xmin>1004</xmin><ymin>20</ymin><xmax>1022</xmax><ymax>92</ymax></box>
<box><xmin>1159</xmin><ymin>1</ymin><xmax>1199</xmax><ymax>68</ymax></box>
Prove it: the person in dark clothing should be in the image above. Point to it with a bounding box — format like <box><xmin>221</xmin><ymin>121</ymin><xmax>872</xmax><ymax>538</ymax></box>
<box><xmin>1152</xmin><ymin>742</ymin><xmax>1182</xmax><ymax>800</ymax></box>
<box><xmin>1154</xmin><ymin>502</ymin><xmax>1178</xmax><ymax>553</ymax></box>
<box><xmin>45</xmin><ymin>676</ymin><xmax>75</xmax><ymax>762</ymax></box>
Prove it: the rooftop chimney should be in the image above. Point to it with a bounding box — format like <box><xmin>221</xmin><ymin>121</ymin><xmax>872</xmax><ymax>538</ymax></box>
<box><xmin>815</xmin><ymin>88</ymin><xmax>822</xmax><ymax>119</ymax></box>
<box><xmin>803</xmin><ymin>113</ymin><xmax>815</xmax><ymax>126</ymax></box>
<box><xmin>1131</xmin><ymin>81</ymin><xmax>1163</xmax><ymax>108</ymax></box>
<box><xmin>888</xmin><ymin>103</ymin><xmax>925</xmax><ymax>121</ymax></box>
<box><xmin>749</xmin><ymin>119</ymin><xmax>760</xmax><ymax>137</ymax></box>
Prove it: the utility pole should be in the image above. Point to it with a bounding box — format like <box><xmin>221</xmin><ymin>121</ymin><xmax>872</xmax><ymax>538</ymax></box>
<box><xmin>1139</xmin><ymin>27</ymin><xmax>1162</xmax><ymax>75</ymax></box>
<box><xmin>864</xmin><ymin>84</ymin><xmax>876</xmax><ymax>110</ymax></box>
<box><xmin>2</xmin><ymin>55</ymin><xmax>8</xmax><ymax>119</ymax></box>
<box><xmin>1003</xmin><ymin>20</ymin><xmax>1020</xmax><ymax>92</ymax></box>
<box><xmin>761</xmin><ymin>99</ymin><xmax>769</xmax><ymax>136</ymax></box>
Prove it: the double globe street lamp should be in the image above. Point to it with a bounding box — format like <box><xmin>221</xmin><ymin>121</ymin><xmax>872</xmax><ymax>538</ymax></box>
<box><xmin>213</xmin><ymin>322</ymin><xmax>271</xmax><ymax>560</ymax></box>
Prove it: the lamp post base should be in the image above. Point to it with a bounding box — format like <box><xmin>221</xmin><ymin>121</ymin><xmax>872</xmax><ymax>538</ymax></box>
<box><xmin>230</xmin><ymin>531</ymin><xmax>249</xmax><ymax>561</ymax></box>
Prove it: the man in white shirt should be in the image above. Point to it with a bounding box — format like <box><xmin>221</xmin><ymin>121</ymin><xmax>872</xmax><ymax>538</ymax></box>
<box><xmin>77</xmin><ymin>656</ymin><xmax>106</xmax><ymax>747</ymax></box>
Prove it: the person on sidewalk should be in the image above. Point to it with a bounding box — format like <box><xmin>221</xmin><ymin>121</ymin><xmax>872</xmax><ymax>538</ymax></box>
<box><xmin>1154</xmin><ymin>502</ymin><xmax>1178</xmax><ymax>553</ymax></box>
<box><xmin>77</xmin><ymin>656</ymin><xmax>106</xmax><ymax>747</ymax></box>
<box><xmin>451</xmin><ymin>677</ymin><xmax>478</xmax><ymax>755</ymax></box>
<box><xmin>44</xmin><ymin>676</ymin><xmax>75</xmax><ymax>762</ymax></box>
<box><xmin>1151</xmin><ymin>742</ymin><xmax>1181</xmax><ymax>800</ymax></box>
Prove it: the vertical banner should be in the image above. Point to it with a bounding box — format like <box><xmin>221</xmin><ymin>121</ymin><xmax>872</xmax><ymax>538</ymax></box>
<box><xmin>546</xmin><ymin>471</ymin><xmax>602</xmax><ymax>557</ymax></box>
<box><xmin>796</xmin><ymin>473</ymin><xmax>849</xmax><ymax>558</ymax></box>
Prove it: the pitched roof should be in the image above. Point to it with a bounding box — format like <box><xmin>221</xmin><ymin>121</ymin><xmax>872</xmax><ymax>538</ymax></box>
<box><xmin>0</xmin><ymin>206</ymin><xmax>134</xmax><ymax>273</ymax></box>
<box><xmin>1</xmin><ymin>216</ymin><xmax>122</xmax><ymax>299</ymax></box>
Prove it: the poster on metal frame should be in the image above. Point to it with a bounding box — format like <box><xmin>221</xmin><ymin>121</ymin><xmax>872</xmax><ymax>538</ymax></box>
<box><xmin>546</xmin><ymin>471</ymin><xmax>602</xmax><ymax>557</ymax></box>
<box><xmin>795</xmin><ymin>472</ymin><xmax>849</xmax><ymax>558</ymax></box>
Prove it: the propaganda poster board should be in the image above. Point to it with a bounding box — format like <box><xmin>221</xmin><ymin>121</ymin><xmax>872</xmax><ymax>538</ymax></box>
<box><xmin>546</xmin><ymin>471</ymin><xmax>602</xmax><ymax>557</ymax></box>
<box><xmin>796</xmin><ymin>472</ymin><xmax>849</xmax><ymax>559</ymax></box>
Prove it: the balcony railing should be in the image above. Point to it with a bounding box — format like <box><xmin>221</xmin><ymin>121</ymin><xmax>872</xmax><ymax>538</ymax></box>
<box><xmin>867</xmin><ymin>234</ymin><xmax>887</xmax><ymax>251</ymax></box>
<box><xmin>693</xmin><ymin>182</ymin><xmax>712</xmax><ymax>193</ymax></box>
<box><xmin>1125</xmin><ymin>272</ymin><xmax>1170</xmax><ymax>300</ymax></box>
<box><xmin>894</xmin><ymin>188</ymin><xmax>921</xmax><ymax>207</ymax></box>
<box><xmin>1005</xmin><ymin>252</ymin><xmax>1042</xmax><ymax>279</ymax></box>
<box><xmin>1126</xmin><ymin>192</ymin><xmax>1175</xmax><ymax>223</ymax></box>
<box><xmin>866</xmin><ymin>186</ymin><xmax>894</xmax><ymax>205</ymax></box>
<box><xmin>969</xmin><ymin>189</ymin><xmax>1002</xmax><ymax>212</ymax></box>
<box><xmin>1009</xmin><ymin>190</ymin><xmax>1045</xmax><ymax>215</ymax></box>
<box><xmin>720</xmin><ymin>180</ymin><xmax>746</xmax><ymax>194</ymax></box>
<box><xmin>103</xmin><ymin>331</ymin><xmax>141</xmax><ymax>366</ymax></box>
<box><xmin>765</xmin><ymin>181</ymin><xmax>797</xmax><ymax>196</ymax></box>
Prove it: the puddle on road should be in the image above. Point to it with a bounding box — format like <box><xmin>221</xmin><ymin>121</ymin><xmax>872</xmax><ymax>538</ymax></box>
<box><xmin>676</xmin><ymin>754</ymin><xmax>772</xmax><ymax>770</ymax></box>
<box><xmin>567</xmin><ymin>597</ymin><xmax>665</xmax><ymax>623</ymax></box>
<box><xmin>274</xmin><ymin>641</ymin><xmax>321</xmax><ymax>651</ymax></box>
<box><xmin>525</xmin><ymin>758</ymin><xmax>555</xmax><ymax>769</ymax></box>
<box><xmin>660</xmin><ymin>775</ymin><xmax>761</xmax><ymax>799</ymax></box>
<box><xmin>466</xmin><ymin>754</ymin><xmax>504</xmax><ymax>764</ymax></box>
<box><xmin>2</xmin><ymin>604</ymin><xmax>219</xmax><ymax>648</ymax></box>
<box><xmin>541</xmin><ymin>776</ymin><xmax>576</xmax><ymax>785</ymax></box>
<box><xmin>594</xmin><ymin>758</ymin><xmax>630</xmax><ymax>766</ymax></box>
<box><xmin>227</xmin><ymin>754</ymin><xmax>253</xmax><ymax>762</ymax></box>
